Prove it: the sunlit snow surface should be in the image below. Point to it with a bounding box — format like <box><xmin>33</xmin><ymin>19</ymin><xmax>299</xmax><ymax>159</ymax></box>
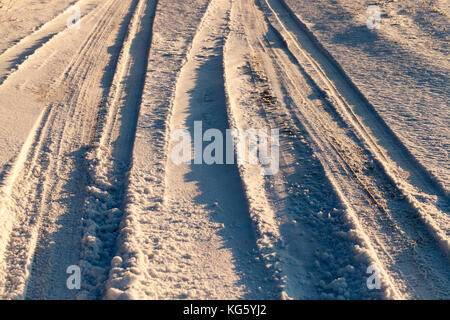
<box><xmin>0</xmin><ymin>0</ymin><xmax>448</xmax><ymax>300</ymax></box>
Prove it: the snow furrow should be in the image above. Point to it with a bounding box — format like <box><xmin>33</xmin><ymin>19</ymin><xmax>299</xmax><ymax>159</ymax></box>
<box><xmin>0</xmin><ymin>0</ymin><xmax>447</xmax><ymax>300</ymax></box>
<box><xmin>104</xmin><ymin>0</ymin><xmax>278</xmax><ymax>300</ymax></box>
<box><xmin>270</xmin><ymin>0</ymin><xmax>449</xmax><ymax>196</ymax></box>
<box><xmin>225</xmin><ymin>0</ymin><xmax>388</xmax><ymax>300</ymax></box>
<box><xmin>0</xmin><ymin>106</ymin><xmax>54</xmax><ymax>296</ymax></box>
<box><xmin>71</xmin><ymin>0</ymin><xmax>157</xmax><ymax>299</ymax></box>
<box><xmin>250</xmin><ymin>0</ymin><xmax>450</xmax><ymax>299</ymax></box>
<box><xmin>101</xmin><ymin>0</ymin><xmax>216</xmax><ymax>300</ymax></box>
<box><xmin>0</xmin><ymin>0</ymin><xmax>140</xmax><ymax>299</ymax></box>
<box><xmin>0</xmin><ymin>0</ymin><xmax>81</xmax><ymax>55</ymax></box>
<box><xmin>262</xmin><ymin>0</ymin><xmax>449</xmax><ymax>253</ymax></box>
<box><xmin>0</xmin><ymin>0</ymin><xmax>104</xmax><ymax>87</ymax></box>
<box><xmin>25</xmin><ymin>0</ymin><xmax>141</xmax><ymax>300</ymax></box>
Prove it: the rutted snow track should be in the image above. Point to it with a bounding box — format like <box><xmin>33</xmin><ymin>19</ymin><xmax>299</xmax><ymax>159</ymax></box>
<box><xmin>0</xmin><ymin>0</ymin><xmax>447</xmax><ymax>300</ymax></box>
<box><xmin>77</xmin><ymin>0</ymin><xmax>157</xmax><ymax>299</ymax></box>
<box><xmin>0</xmin><ymin>0</ymin><xmax>154</xmax><ymax>299</ymax></box>
<box><xmin>103</xmin><ymin>0</ymin><xmax>277</xmax><ymax>300</ymax></box>
<box><xmin>230</xmin><ymin>0</ymin><xmax>449</xmax><ymax>299</ymax></box>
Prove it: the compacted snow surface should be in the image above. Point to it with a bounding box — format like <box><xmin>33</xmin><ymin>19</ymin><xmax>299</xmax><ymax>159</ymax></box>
<box><xmin>0</xmin><ymin>0</ymin><xmax>448</xmax><ymax>299</ymax></box>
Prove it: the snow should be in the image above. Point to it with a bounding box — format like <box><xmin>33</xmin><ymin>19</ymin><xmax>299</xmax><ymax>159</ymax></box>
<box><xmin>283</xmin><ymin>0</ymin><xmax>449</xmax><ymax>192</ymax></box>
<box><xmin>0</xmin><ymin>0</ymin><xmax>448</xmax><ymax>300</ymax></box>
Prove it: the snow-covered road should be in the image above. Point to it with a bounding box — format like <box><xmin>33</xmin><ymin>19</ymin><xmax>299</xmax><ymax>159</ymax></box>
<box><xmin>0</xmin><ymin>0</ymin><xmax>448</xmax><ymax>299</ymax></box>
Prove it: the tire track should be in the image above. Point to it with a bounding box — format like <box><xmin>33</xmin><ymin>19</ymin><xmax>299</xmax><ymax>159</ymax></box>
<box><xmin>25</xmin><ymin>0</ymin><xmax>142</xmax><ymax>300</ymax></box>
<box><xmin>0</xmin><ymin>0</ymin><xmax>103</xmax><ymax>87</ymax></box>
<box><xmin>263</xmin><ymin>0</ymin><xmax>449</xmax><ymax>252</ymax></box>
<box><xmin>246</xmin><ymin>0</ymin><xmax>450</xmax><ymax>299</ymax></box>
<box><xmin>76</xmin><ymin>0</ymin><xmax>158</xmax><ymax>299</ymax></box>
<box><xmin>268</xmin><ymin>0</ymin><xmax>449</xmax><ymax>197</ymax></box>
<box><xmin>101</xmin><ymin>0</ymin><xmax>221</xmax><ymax>300</ymax></box>
<box><xmin>0</xmin><ymin>0</ymin><xmax>139</xmax><ymax>299</ymax></box>
<box><xmin>0</xmin><ymin>0</ymin><xmax>122</xmax><ymax>296</ymax></box>
<box><xmin>0</xmin><ymin>0</ymin><xmax>81</xmax><ymax>56</ymax></box>
<box><xmin>102</xmin><ymin>0</ymin><xmax>279</xmax><ymax>300</ymax></box>
<box><xmin>227</xmin><ymin>0</ymin><xmax>384</xmax><ymax>300</ymax></box>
